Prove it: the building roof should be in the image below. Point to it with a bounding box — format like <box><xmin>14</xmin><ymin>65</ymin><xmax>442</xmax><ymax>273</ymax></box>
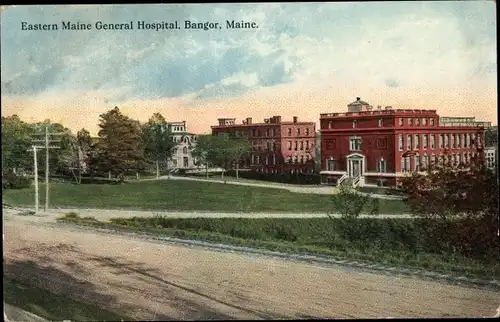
<box><xmin>348</xmin><ymin>97</ymin><xmax>370</xmax><ymax>106</ymax></box>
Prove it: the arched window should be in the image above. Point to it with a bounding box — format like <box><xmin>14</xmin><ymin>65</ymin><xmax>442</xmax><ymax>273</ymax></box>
<box><xmin>183</xmin><ymin>147</ymin><xmax>188</xmax><ymax>154</ymax></box>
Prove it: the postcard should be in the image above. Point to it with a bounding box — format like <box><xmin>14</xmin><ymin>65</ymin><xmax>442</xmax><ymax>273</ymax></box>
<box><xmin>2</xmin><ymin>2</ymin><xmax>498</xmax><ymax>321</ymax></box>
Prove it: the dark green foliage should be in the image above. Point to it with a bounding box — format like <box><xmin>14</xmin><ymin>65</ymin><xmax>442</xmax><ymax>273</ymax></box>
<box><xmin>225</xmin><ymin>170</ymin><xmax>321</xmax><ymax>185</ymax></box>
<box><xmin>2</xmin><ymin>172</ymin><xmax>32</xmax><ymax>189</ymax></box>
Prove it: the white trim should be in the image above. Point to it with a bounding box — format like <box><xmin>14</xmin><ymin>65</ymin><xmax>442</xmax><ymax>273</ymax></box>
<box><xmin>345</xmin><ymin>152</ymin><xmax>364</xmax><ymax>159</ymax></box>
<box><xmin>364</xmin><ymin>172</ymin><xmax>397</xmax><ymax>177</ymax></box>
<box><xmin>320</xmin><ymin>171</ymin><xmax>346</xmax><ymax>175</ymax></box>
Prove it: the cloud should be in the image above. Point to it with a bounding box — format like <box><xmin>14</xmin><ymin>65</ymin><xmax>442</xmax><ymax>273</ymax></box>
<box><xmin>385</xmin><ymin>78</ymin><xmax>400</xmax><ymax>88</ymax></box>
<box><xmin>0</xmin><ymin>2</ymin><xmax>496</xmax><ymax>104</ymax></box>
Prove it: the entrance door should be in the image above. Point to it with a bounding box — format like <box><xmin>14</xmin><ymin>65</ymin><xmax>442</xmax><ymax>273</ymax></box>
<box><xmin>348</xmin><ymin>157</ymin><xmax>364</xmax><ymax>178</ymax></box>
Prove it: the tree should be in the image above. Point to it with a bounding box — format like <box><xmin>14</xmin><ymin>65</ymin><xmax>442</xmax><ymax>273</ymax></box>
<box><xmin>329</xmin><ymin>184</ymin><xmax>373</xmax><ymax>219</ymax></box>
<box><xmin>142</xmin><ymin>113</ymin><xmax>177</xmax><ymax>179</ymax></box>
<box><xmin>191</xmin><ymin>134</ymin><xmax>219</xmax><ymax>178</ymax></box>
<box><xmin>399</xmin><ymin>157</ymin><xmax>499</xmax><ymax>260</ymax></box>
<box><xmin>1</xmin><ymin>115</ymin><xmax>33</xmax><ymax>175</ymax></box>
<box><xmin>71</xmin><ymin>128</ymin><xmax>93</xmax><ymax>183</ymax></box>
<box><xmin>223</xmin><ymin>135</ymin><xmax>252</xmax><ymax>180</ymax></box>
<box><xmin>94</xmin><ymin>107</ymin><xmax>145</xmax><ymax>179</ymax></box>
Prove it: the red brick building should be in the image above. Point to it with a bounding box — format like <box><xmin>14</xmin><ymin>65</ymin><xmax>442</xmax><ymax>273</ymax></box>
<box><xmin>211</xmin><ymin>116</ymin><xmax>316</xmax><ymax>173</ymax></box>
<box><xmin>319</xmin><ymin>98</ymin><xmax>488</xmax><ymax>187</ymax></box>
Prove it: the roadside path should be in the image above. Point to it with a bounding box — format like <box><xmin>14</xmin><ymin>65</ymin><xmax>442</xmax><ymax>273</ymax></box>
<box><xmin>3</xmin><ymin>207</ymin><xmax>413</xmax><ymax>223</ymax></box>
<box><xmin>156</xmin><ymin>175</ymin><xmax>404</xmax><ymax>200</ymax></box>
<box><xmin>4</xmin><ymin>215</ymin><xmax>500</xmax><ymax>319</ymax></box>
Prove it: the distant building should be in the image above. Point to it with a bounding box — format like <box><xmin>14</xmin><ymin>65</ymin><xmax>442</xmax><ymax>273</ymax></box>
<box><xmin>485</xmin><ymin>146</ymin><xmax>496</xmax><ymax>170</ymax></box>
<box><xmin>166</xmin><ymin>121</ymin><xmax>198</xmax><ymax>170</ymax></box>
<box><xmin>211</xmin><ymin>116</ymin><xmax>316</xmax><ymax>173</ymax></box>
<box><xmin>319</xmin><ymin>97</ymin><xmax>488</xmax><ymax>187</ymax></box>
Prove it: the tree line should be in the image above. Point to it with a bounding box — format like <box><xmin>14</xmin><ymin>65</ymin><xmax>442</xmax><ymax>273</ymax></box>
<box><xmin>2</xmin><ymin>106</ymin><xmax>252</xmax><ymax>184</ymax></box>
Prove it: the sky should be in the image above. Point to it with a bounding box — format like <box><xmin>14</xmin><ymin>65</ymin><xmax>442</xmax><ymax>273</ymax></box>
<box><xmin>1</xmin><ymin>2</ymin><xmax>497</xmax><ymax>135</ymax></box>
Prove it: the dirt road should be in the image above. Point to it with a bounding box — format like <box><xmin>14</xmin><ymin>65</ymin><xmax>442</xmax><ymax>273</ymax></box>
<box><xmin>3</xmin><ymin>214</ymin><xmax>499</xmax><ymax>320</ymax></box>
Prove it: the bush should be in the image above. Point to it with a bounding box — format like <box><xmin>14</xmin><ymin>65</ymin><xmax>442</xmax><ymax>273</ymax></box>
<box><xmin>226</xmin><ymin>170</ymin><xmax>320</xmax><ymax>185</ymax></box>
<box><xmin>2</xmin><ymin>172</ymin><xmax>32</xmax><ymax>190</ymax></box>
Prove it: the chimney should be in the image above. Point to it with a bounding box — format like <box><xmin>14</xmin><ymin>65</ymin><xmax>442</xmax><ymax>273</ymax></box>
<box><xmin>356</xmin><ymin>97</ymin><xmax>361</xmax><ymax>101</ymax></box>
<box><xmin>246</xmin><ymin>117</ymin><xmax>252</xmax><ymax>124</ymax></box>
<box><xmin>275</xmin><ymin>116</ymin><xmax>282</xmax><ymax>123</ymax></box>
<box><xmin>293</xmin><ymin>116</ymin><xmax>298</xmax><ymax>123</ymax></box>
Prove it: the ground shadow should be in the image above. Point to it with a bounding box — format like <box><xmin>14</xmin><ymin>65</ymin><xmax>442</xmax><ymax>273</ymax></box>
<box><xmin>5</xmin><ymin>242</ymin><xmax>288</xmax><ymax>320</ymax></box>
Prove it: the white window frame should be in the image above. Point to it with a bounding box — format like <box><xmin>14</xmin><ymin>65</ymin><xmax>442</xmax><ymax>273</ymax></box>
<box><xmin>414</xmin><ymin>134</ymin><xmax>419</xmax><ymax>150</ymax></box>
<box><xmin>376</xmin><ymin>159</ymin><xmax>387</xmax><ymax>173</ymax></box>
<box><xmin>349</xmin><ymin>136</ymin><xmax>362</xmax><ymax>151</ymax></box>
<box><xmin>352</xmin><ymin>120</ymin><xmax>358</xmax><ymax>128</ymax></box>
<box><xmin>378</xmin><ymin>119</ymin><xmax>383</xmax><ymax>127</ymax></box>
<box><xmin>398</xmin><ymin>135</ymin><xmax>403</xmax><ymax>151</ymax></box>
<box><xmin>430</xmin><ymin>135</ymin><xmax>435</xmax><ymax>149</ymax></box>
<box><xmin>407</xmin><ymin>135</ymin><xmax>412</xmax><ymax>150</ymax></box>
<box><xmin>423</xmin><ymin>135</ymin><xmax>428</xmax><ymax>149</ymax></box>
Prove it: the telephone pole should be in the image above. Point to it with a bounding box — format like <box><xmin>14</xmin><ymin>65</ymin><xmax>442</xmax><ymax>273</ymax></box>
<box><xmin>26</xmin><ymin>146</ymin><xmax>40</xmax><ymax>212</ymax></box>
<box><xmin>32</xmin><ymin>125</ymin><xmax>63</xmax><ymax>212</ymax></box>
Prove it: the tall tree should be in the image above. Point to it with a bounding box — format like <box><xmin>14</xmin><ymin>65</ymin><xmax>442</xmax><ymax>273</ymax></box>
<box><xmin>142</xmin><ymin>113</ymin><xmax>177</xmax><ymax>178</ymax></box>
<box><xmin>1</xmin><ymin>115</ymin><xmax>33</xmax><ymax>174</ymax></box>
<box><xmin>73</xmin><ymin>128</ymin><xmax>93</xmax><ymax>183</ymax></box>
<box><xmin>222</xmin><ymin>134</ymin><xmax>252</xmax><ymax>180</ymax></box>
<box><xmin>95</xmin><ymin>107</ymin><xmax>145</xmax><ymax>179</ymax></box>
<box><xmin>192</xmin><ymin>134</ymin><xmax>219</xmax><ymax>178</ymax></box>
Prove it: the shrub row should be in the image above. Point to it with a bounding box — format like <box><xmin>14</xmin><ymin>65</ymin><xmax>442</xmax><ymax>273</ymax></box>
<box><xmin>225</xmin><ymin>170</ymin><xmax>321</xmax><ymax>185</ymax></box>
<box><xmin>2</xmin><ymin>173</ymin><xmax>32</xmax><ymax>190</ymax></box>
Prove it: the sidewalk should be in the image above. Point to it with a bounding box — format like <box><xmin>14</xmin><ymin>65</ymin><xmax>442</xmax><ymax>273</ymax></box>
<box><xmin>4</xmin><ymin>303</ymin><xmax>47</xmax><ymax>322</ymax></box>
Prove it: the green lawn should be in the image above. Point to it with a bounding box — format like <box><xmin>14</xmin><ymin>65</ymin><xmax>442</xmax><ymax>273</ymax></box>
<box><xmin>3</xmin><ymin>278</ymin><xmax>129</xmax><ymax>321</ymax></box>
<box><xmin>58</xmin><ymin>214</ymin><xmax>500</xmax><ymax>280</ymax></box>
<box><xmin>3</xmin><ymin>180</ymin><xmax>409</xmax><ymax>214</ymax></box>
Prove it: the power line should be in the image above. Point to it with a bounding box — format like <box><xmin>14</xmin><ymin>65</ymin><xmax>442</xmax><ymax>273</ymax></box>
<box><xmin>31</xmin><ymin>126</ymin><xmax>63</xmax><ymax>212</ymax></box>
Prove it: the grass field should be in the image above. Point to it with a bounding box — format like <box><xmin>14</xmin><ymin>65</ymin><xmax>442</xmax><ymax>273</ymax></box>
<box><xmin>3</xmin><ymin>180</ymin><xmax>408</xmax><ymax>214</ymax></box>
<box><xmin>58</xmin><ymin>214</ymin><xmax>500</xmax><ymax>280</ymax></box>
<box><xmin>3</xmin><ymin>278</ymin><xmax>129</xmax><ymax>321</ymax></box>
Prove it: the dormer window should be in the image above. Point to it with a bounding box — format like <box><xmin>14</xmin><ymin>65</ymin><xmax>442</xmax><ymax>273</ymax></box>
<box><xmin>352</xmin><ymin>120</ymin><xmax>358</xmax><ymax>128</ymax></box>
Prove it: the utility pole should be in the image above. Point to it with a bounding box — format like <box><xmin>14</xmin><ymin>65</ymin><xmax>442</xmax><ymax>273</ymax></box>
<box><xmin>32</xmin><ymin>125</ymin><xmax>63</xmax><ymax>212</ymax></box>
<box><xmin>26</xmin><ymin>146</ymin><xmax>40</xmax><ymax>212</ymax></box>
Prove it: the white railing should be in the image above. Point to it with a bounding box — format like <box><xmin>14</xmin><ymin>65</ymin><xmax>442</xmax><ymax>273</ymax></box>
<box><xmin>337</xmin><ymin>173</ymin><xmax>348</xmax><ymax>185</ymax></box>
<box><xmin>352</xmin><ymin>176</ymin><xmax>361</xmax><ymax>187</ymax></box>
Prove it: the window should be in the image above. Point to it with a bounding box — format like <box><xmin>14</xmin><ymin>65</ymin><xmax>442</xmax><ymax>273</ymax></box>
<box><xmin>349</xmin><ymin>136</ymin><xmax>362</xmax><ymax>151</ymax></box>
<box><xmin>376</xmin><ymin>159</ymin><xmax>387</xmax><ymax>173</ymax></box>
<box><xmin>300</xmin><ymin>141</ymin><xmax>304</xmax><ymax>150</ymax></box>
<box><xmin>305</xmin><ymin>128</ymin><xmax>310</xmax><ymax>136</ymax></box>
<box><xmin>430</xmin><ymin>119</ymin><xmax>435</xmax><ymax>126</ymax></box>
<box><xmin>183</xmin><ymin>147</ymin><xmax>188</xmax><ymax>154</ymax></box>
<box><xmin>430</xmin><ymin>135</ymin><xmax>435</xmax><ymax>149</ymax></box>
<box><xmin>288</xmin><ymin>128</ymin><xmax>292</xmax><ymax>136</ymax></box>
<box><xmin>398</xmin><ymin>135</ymin><xmax>403</xmax><ymax>151</ymax></box>
<box><xmin>297</xmin><ymin>128</ymin><xmax>301</xmax><ymax>135</ymax></box>
<box><xmin>400</xmin><ymin>157</ymin><xmax>405</xmax><ymax>172</ymax></box>
<box><xmin>306</xmin><ymin>141</ymin><xmax>309</xmax><ymax>150</ymax></box>
<box><xmin>405</xmin><ymin>156</ymin><xmax>411</xmax><ymax>172</ymax></box>
<box><xmin>460</xmin><ymin>134</ymin><xmax>464</xmax><ymax>148</ymax></box>
<box><xmin>423</xmin><ymin>118</ymin><xmax>427</xmax><ymax>126</ymax></box>
<box><xmin>415</xmin><ymin>118</ymin><xmax>420</xmax><ymax>126</ymax></box>
<box><xmin>444</xmin><ymin>134</ymin><xmax>449</xmax><ymax>148</ymax></box>
<box><xmin>300</xmin><ymin>155</ymin><xmax>304</xmax><ymax>164</ymax></box>
<box><xmin>183</xmin><ymin>157</ymin><xmax>189</xmax><ymax>167</ymax></box>
<box><xmin>327</xmin><ymin>158</ymin><xmax>336</xmax><ymax>171</ymax></box>
<box><xmin>273</xmin><ymin>141</ymin><xmax>277</xmax><ymax>151</ymax></box>
<box><xmin>378</xmin><ymin>119</ymin><xmax>383</xmax><ymax>127</ymax></box>
<box><xmin>414</xmin><ymin>135</ymin><xmax>419</xmax><ymax>150</ymax></box>
<box><xmin>294</xmin><ymin>141</ymin><xmax>298</xmax><ymax>151</ymax></box>
<box><xmin>456</xmin><ymin>134</ymin><xmax>461</xmax><ymax>148</ymax></box>
<box><xmin>172</xmin><ymin>159</ymin><xmax>177</xmax><ymax>167</ymax></box>
<box><xmin>266</xmin><ymin>129</ymin><xmax>270</xmax><ymax>137</ymax></box>
<box><xmin>328</xmin><ymin>121</ymin><xmax>332</xmax><ymax>129</ymax></box>
<box><xmin>287</xmin><ymin>156</ymin><xmax>292</xmax><ymax>164</ymax></box>
<box><xmin>352</xmin><ymin>120</ymin><xmax>358</xmax><ymax>128</ymax></box>
<box><xmin>423</xmin><ymin>135</ymin><xmax>428</xmax><ymax>149</ymax></box>
<box><xmin>407</xmin><ymin>135</ymin><xmax>412</xmax><ymax>150</ymax></box>
<box><xmin>439</xmin><ymin>135</ymin><xmax>444</xmax><ymax>148</ymax></box>
<box><xmin>399</xmin><ymin>118</ymin><xmax>404</xmax><ymax>126</ymax></box>
<box><xmin>466</xmin><ymin>134</ymin><xmax>470</xmax><ymax>147</ymax></box>
<box><xmin>415</xmin><ymin>155</ymin><xmax>420</xmax><ymax>171</ymax></box>
<box><xmin>288</xmin><ymin>141</ymin><xmax>292</xmax><ymax>150</ymax></box>
<box><xmin>409</xmin><ymin>118</ymin><xmax>413</xmax><ymax>126</ymax></box>
<box><xmin>422</xmin><ymin>154</ymin><xmax>428</xmax><ymax>169</ymax></box>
